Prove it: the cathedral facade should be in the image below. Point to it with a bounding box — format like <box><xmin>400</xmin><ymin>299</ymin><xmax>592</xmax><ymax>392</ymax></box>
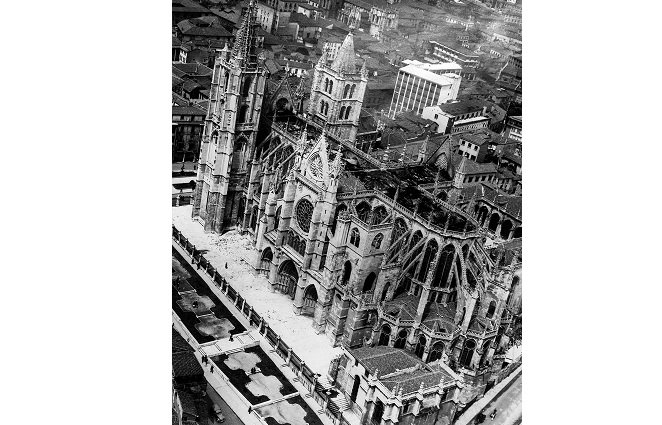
<box><xmin>192</xmin><ymin>0</ymin><xmax>267</xmax><ymax>233</ymax></box>
<box><xmin>192</xmin><ymin>6</ymin><xmax>522</xmax><ymax>423</ymax></box>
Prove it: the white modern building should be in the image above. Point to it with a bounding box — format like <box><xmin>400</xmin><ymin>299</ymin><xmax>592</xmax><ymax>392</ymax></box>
<box><xmin>388</xmin><ymin>64</ymin><xmax>461</xmax><ymax>118</ymax></box>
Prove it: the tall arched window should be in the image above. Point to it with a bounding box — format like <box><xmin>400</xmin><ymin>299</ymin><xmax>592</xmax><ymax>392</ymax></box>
<box><xmin>339</xmin><ymin>106</ymin><xmax>346</xmax><ymax>120</ymax></box>
<box><xmin>345</xmin><ymin>106</ymin><xmax>352</xmax><ymax>120</ymax></box>
<box><xmin>372</xmin><ymin>233</ymin><xmax>383</xmax><ymax>249</ymax></box>
<box><xmin>371</xmin><ymin>206</ymin><xmax>388</xmax><ymax>225</ymax></box>
<box><xmin>488</xmin><ymin>213</ymin><xmax>500</xmax><ymax>232</ymax></box>
<box><xmin>250</xmin><ymin>206</ymin><xmax>258</xmax><ymax>230</ymax></box>
<box><xmin>432</xmin><ymin>244</ymin><xmax>455</xmax><ymax>288</ymax></box>
<box><xmin>274</xmin><ymin>206</ymin><xmax>282</xmax><ymax>231</ymax></box>
<box><xmin>372</xmin><ymin>400</ymin><xmax>385</xmax><ymax>424</ymax></box>
<box><xmin>414</xmin><ymin>335</ymin><xmax>426</xmax><ymax>358</ymax></box>
<box><xmin>328</xmin><ymin>80</ymin><xmax>334</xmax><ymax>93</ymax></box>
<box><xmin>320</xmin><ymin>101</ymin><xmax>325</xmax><ymax>113</ymax></box>
<box><xmin>343</xmin><ymin>84</ymin><xmax>350</xmax><ymax>98</ymax></box>
<box><xmin>409</xmin><ymin>230</ymin><xmax>423</xmax><ymax>250</ymax></box>
<box><xmin>500</xmin><ymin>220</ymin><xmax>513</xmax><ymax>239</ymax></box>
<box><xmin>350</xmin><ymin>84</ymin><xmax>356</xmax><ymax>97</ymax></box>
<box><xmin>378</xmin><ymin>324</ymin><xmax>391</xmax><ymax>346</ymax></box>
<box><xmin>349</xmin><ymin>228</ymin><xmax>360</xmax><ymax>247</ymax></box>
<box><xmin>487</xmin><ymin>301</ymin><xmax>496</xmax><ymax>319</ymax></box>
<box><xmin>241</xmin><ymin>77</ymin><xmax>251</xmax><ymax>97</ymax></box>
<box><xmin>331</xmin><ymin>204</ymin><xmax>347</xmax><ymax>234</ymax></box>
<box><xmin>356</xmin><ymin>201</ymin><xmax>371</xmax><ymax>222</ymax></box>
<box><xmin>394</xmin><ymin>329</ymin><xmax>407</xmax><ymax>349</ymax></box>
<box><xmin>417</xmin><ymin>239</ymin><xmax>439</xmax><ymax>282</ymax></box>
<box><xmin>362</xmin><ymin>272</ymin><xmax>377</xmax><ymax>293</ymax></box>
<box><xmin>238</xmin><ymin>104</ymin><xmax>249</xmax><ymax>123</ymax></box>
<box><xmin>324</xmin><ymin>78</ymin><xmax>329</xmax><ymax>92</ymax></box>
<box><xmin>459</xmin><ymin>339</ymin><xmax>476</xmax><ymax>367</ymax></box>
<box><xmin>342</xmin><ymin>260</ymin><xmax>352</xmax><ymax>286</ymax></box>
<box><xmin>428</xmin><ymin>342</ymin><xmax>445</xmax><ymax>363</ymax></box>
<box><xmin>237</xmin><ymin>197</ymin><xmax>245</xmax><ymax>223</ymax></box>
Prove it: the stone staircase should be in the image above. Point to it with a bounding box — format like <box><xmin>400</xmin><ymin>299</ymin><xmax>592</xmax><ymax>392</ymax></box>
<box><xmin>317</xmin><ymin>376</ymin><xmax>350</xmax><ymax>416</ymax></box>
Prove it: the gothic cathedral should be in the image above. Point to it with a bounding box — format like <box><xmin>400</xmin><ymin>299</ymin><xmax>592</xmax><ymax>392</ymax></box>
<box><xmin>192</xmin><ymin>0</ymin><xmax>267</xmax><ymax>233</ymax></box>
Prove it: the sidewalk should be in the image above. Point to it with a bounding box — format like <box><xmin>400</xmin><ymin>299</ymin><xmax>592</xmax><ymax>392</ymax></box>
<box><xmin>173</xmin><ymin>240</ymin><xmax>340</xmax><ymax>425</ymax></box>
<box><xmin>453</xmin><ymin>365</ymin><xmax>523</xmax><ymax>425</ymax></box>
<box><xmin>195</xmin><ymin>350</ymin><xmax>263</xmax><ymax>425</ymax></box>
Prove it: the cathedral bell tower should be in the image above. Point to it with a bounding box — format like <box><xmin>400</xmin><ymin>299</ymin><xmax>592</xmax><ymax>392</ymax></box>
<box><xmin>192</xmin><ymin>0</ymin><xmax>268</xmax><ymax>234</ymax></box>
<box><xmin>307</xmin><ymin>31</ymin><xmax>367</xmax><ymax>142</ymax></box>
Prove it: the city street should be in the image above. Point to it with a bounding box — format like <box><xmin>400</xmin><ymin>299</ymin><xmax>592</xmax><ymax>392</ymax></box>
<box><xmin>480</xmin><ymin>373</ymin><xmax>522</xmax><ymax>425</ymax></box>
<box><xmin>206</xmin><ymin>383</ymin><xmax>246</xmax><ymax>425</ymax></box>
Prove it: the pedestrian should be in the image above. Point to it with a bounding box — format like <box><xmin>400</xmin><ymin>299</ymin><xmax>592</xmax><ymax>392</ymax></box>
<box><xmin>210</xmin><ymin>365</ymin><xmax>214</xmax><ymax>373</ymax></box>
<box><xmin>225</xmin><ymin>262</ymin><xmax>228</xmax><ymax>269</ymax></box>
<box><xmin>192</xmin><ymin>301</ymin><xmax>199</xmax><ymax>309</ymax></box>
<box><xmin>248</xmin><ymin>406</ymin><xmax>252</xmax><ymax>414</ymax></box>
<box><xmin>229</xmin><ymin>334</ymin><xmax>234</xmax><ymax>342</ymax></box>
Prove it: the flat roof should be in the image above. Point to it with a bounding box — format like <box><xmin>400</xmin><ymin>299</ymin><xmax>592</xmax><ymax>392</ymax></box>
<box><xmin>399</xmin><ymin>64</ymin><xmax>453</xmax><ymax>87</ymax></box>
<box><xmin>455</xmin><ymin>116</ymin><xmax>489</xmax><ymax>125</ymax></box>
<box><xmin>429</xmin><ymin>40</ymin><xmax>478</xmax><ymax>57</ymax></box>
<box><xmin>402</xmin><ymin>59</ymin><xmax>462</xmax><ymax>72</ymax></box>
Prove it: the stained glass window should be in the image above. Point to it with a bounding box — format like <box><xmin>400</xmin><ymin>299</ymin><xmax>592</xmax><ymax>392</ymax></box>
<box><xmin>309</xmin><ymin>153</ymin><xmax>323</xmax><ymax>179</ymax></box>
<box><xmin>296</xmin><ymin>199</ymin><xmax>314</xmax><ymax>232</ymax></box>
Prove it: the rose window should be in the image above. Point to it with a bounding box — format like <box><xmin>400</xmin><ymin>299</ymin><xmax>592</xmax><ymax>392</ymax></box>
<box><xmin>309</xmin><ymin>153</ymin><xmax>323</xmax><ymax>179</ymax></box>
<box><xmin>296</xmin><ymin>199</ymin><xmax>314</xmax><ymax>232</ymax></box>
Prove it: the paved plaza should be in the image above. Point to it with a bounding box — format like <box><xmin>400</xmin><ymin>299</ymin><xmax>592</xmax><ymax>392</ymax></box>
<box><xmin>173</xmin><ymin>205</ymin><xmax>342</xmax><ymax>374</ymax></box>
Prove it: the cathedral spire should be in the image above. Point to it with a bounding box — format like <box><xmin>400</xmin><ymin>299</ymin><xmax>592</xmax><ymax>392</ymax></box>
<box><xmin>330</xmin><ymin>32</ymin><xmax>357</xmax><ymax>74</ymax></box>
<box><xmin>453</xmin><ymin>155</ymin><xmax>467</xmax><ymax>189</ymax></box>
<box><xmin>231</xmin><ymin>0</ymin><xmax>258</xmax><ymax>62</ymax></box>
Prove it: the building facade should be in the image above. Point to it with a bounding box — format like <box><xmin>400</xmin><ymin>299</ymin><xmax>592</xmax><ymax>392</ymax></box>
<box><xmin>192</xmin><ymin>0</ymin><xmax>268</xmax><ymax>233</ymax></box>
<box><xmin>388</xmin><ymin>64</ymin><xmax>461</xmax><ymax>118</ymax></box>
<box><xmin>191</xmin><ymin>15</ymin><xmax>522</xmax><ymax>424</ymax></box>
<box><xmin>428</xmin><ymin>41</ymin><xmax>480</xmax><ymax>69</ymax></box>
<box><xmin>173</xmin><ymin>105</ymin><xmax>206</xmax><ymax>162</ymax></box>
<box><xmin>502</xmin><ymin>115</ymin><xmax>521</xmax><ymax>143</ymax></box>
<box><xmin>422</xmin><ymin>101</ymin><xmax>491</xmax><ymax>135</ymax></box>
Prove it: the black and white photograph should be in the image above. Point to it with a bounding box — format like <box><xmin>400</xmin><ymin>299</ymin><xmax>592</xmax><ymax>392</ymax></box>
<box><xmin>5</xmin><ymin>1</ymin><xmax>661</xmax><ymax>425</ymax></box>
<box><xmin>171</xmin><ymin>1</ymin><xmax>521</xmax><ymax>424</ymax></box>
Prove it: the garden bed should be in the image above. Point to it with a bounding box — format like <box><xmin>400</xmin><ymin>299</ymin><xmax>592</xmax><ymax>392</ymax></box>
<box><xmin>256</xmin><ymin>395</ymin><xmax>325</xmax><ymax>425</ymax></box>
<box><xmin>172</xmin><ymin>247</ymin><xmax>246</xmax><ymax>344</ymax></box>
<box><xmin>211</xmin><ymin>345</ymin><xmax>297</xmax><ymax>405</ymax></box>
